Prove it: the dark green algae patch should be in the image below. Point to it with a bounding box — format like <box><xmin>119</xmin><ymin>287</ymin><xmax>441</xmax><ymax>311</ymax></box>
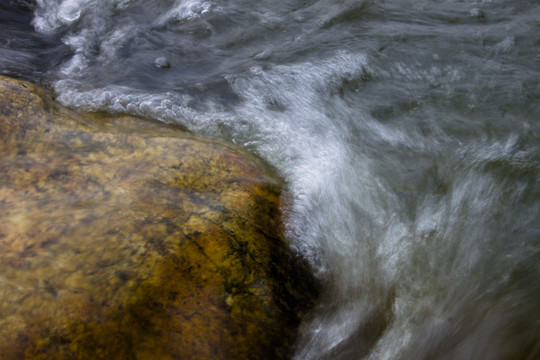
<box><xmin>0</xmin><ymin>76</ymin><xmax>319</xmax><ymax>359</ymax></box>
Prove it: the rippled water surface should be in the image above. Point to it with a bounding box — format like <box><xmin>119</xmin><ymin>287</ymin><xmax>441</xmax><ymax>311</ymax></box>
<box><xmin>2</xmin><ymin>0</ymin><xmax>540</xmax><ymax>359</ymax></box>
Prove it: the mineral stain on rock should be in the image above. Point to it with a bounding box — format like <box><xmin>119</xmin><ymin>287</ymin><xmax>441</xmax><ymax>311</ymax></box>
<box><xmin>0</xmin><ymin>76</ymin><xmax>318</xmax><ymax>359</ymax></box>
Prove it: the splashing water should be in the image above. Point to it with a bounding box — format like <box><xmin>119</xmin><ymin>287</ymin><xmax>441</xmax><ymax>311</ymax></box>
<box><xmin>2</xmin><ymin>0</ymin><xmax>540</xmax><ymax>358</ymax></box>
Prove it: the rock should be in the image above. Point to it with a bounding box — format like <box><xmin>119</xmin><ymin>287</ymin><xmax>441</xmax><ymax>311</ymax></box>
<box><xmin>0</xmin><ymin>76</ymin><xmax>318</xmax><ymax>359</ymax></box>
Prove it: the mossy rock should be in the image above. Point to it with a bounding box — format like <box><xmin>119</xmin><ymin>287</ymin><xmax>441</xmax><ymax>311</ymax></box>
<box><xmin>0</xmin><ymin>76</ymin><xmax>318</xmax><ymax>359</ymax></box>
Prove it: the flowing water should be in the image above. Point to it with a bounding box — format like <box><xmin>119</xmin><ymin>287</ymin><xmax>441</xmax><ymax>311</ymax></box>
<box><xmin>2</xmin><ymin>0</ymin><xmax>540</xmax><ymax>359</ymax></box>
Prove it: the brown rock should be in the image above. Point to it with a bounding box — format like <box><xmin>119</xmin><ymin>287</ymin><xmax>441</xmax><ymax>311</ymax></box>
<box><xmin>0</xmin><ymin>76</ymin><xmax>318</xmax><ymax>359</ymax></box>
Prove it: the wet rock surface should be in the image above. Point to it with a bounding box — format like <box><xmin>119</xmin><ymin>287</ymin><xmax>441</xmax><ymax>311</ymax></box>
<box><xmin>0</xmin><ymin>76</ymin><xmax>318</xmax><ymax>359</ymax></box>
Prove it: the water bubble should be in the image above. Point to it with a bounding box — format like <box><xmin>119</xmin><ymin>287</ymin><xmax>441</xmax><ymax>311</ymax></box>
<box><xmin>469</xmin><ymin>8</ymin><xmax>486</xmax><ymax>22</ymax></box>
<box><xmin>58</xmin><ymin>0</ymin><xmax>82</xmax><ymax>24</ymax></box>
<box><xmin>154</xmin><ymin>57</ymin><xmax>171</xmax><ymax>69</ymax></box>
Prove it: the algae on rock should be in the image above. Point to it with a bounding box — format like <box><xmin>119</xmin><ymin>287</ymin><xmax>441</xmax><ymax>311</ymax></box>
<box><xmin>0</xmin><ymin>76</ymin><xmax>318</xmax><ymax>359</ymax></box>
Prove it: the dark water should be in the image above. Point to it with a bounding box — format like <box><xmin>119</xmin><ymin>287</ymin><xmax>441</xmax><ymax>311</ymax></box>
<box><xmin>2</xmin><ymin>0</ymin><xmax>540</xmax><ymax>359</ymax></box>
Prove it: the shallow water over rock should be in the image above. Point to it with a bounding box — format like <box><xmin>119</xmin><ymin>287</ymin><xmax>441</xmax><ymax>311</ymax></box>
<box><xmin>0</xmin><ymin>75</ymin><xmax>318</xmax><ymax>359</ymax></box>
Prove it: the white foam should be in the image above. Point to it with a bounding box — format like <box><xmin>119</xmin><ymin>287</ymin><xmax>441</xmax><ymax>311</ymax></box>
<box><xmin>34</xmin><ymin>0</ymin><xmax>94</xmax><ymax>32</ymax></box>
<box><xmin>154</xmin><ymin>0</ymin><xmax>212</xmax><ymax>25</ymax></box>
<box><xmin>57</xmin><ymin>0</ymin><xmax>83</xmax><ymax>24</ymax></box>
<box><xmin>30</xmin><ymin>0</ymin><xmax>540</xmax><ymax>352</ymax></box>
<box><xmin>51</xmin><ymin>51</ymin><xmax>467</xmax><ymax>358</ymax></box>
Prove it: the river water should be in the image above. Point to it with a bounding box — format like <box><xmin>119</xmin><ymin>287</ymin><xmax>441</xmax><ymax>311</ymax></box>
<box><xmin>2</xmin><ymin>0</ymin><xmax>540</xmax><ymax>359</ymax></box>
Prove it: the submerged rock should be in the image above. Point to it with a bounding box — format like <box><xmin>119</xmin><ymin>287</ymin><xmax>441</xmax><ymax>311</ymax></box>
<box><xmin>0</xmin><ymin>76</ymin><xmax>318</xmax><ymax>359</ymax></box>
